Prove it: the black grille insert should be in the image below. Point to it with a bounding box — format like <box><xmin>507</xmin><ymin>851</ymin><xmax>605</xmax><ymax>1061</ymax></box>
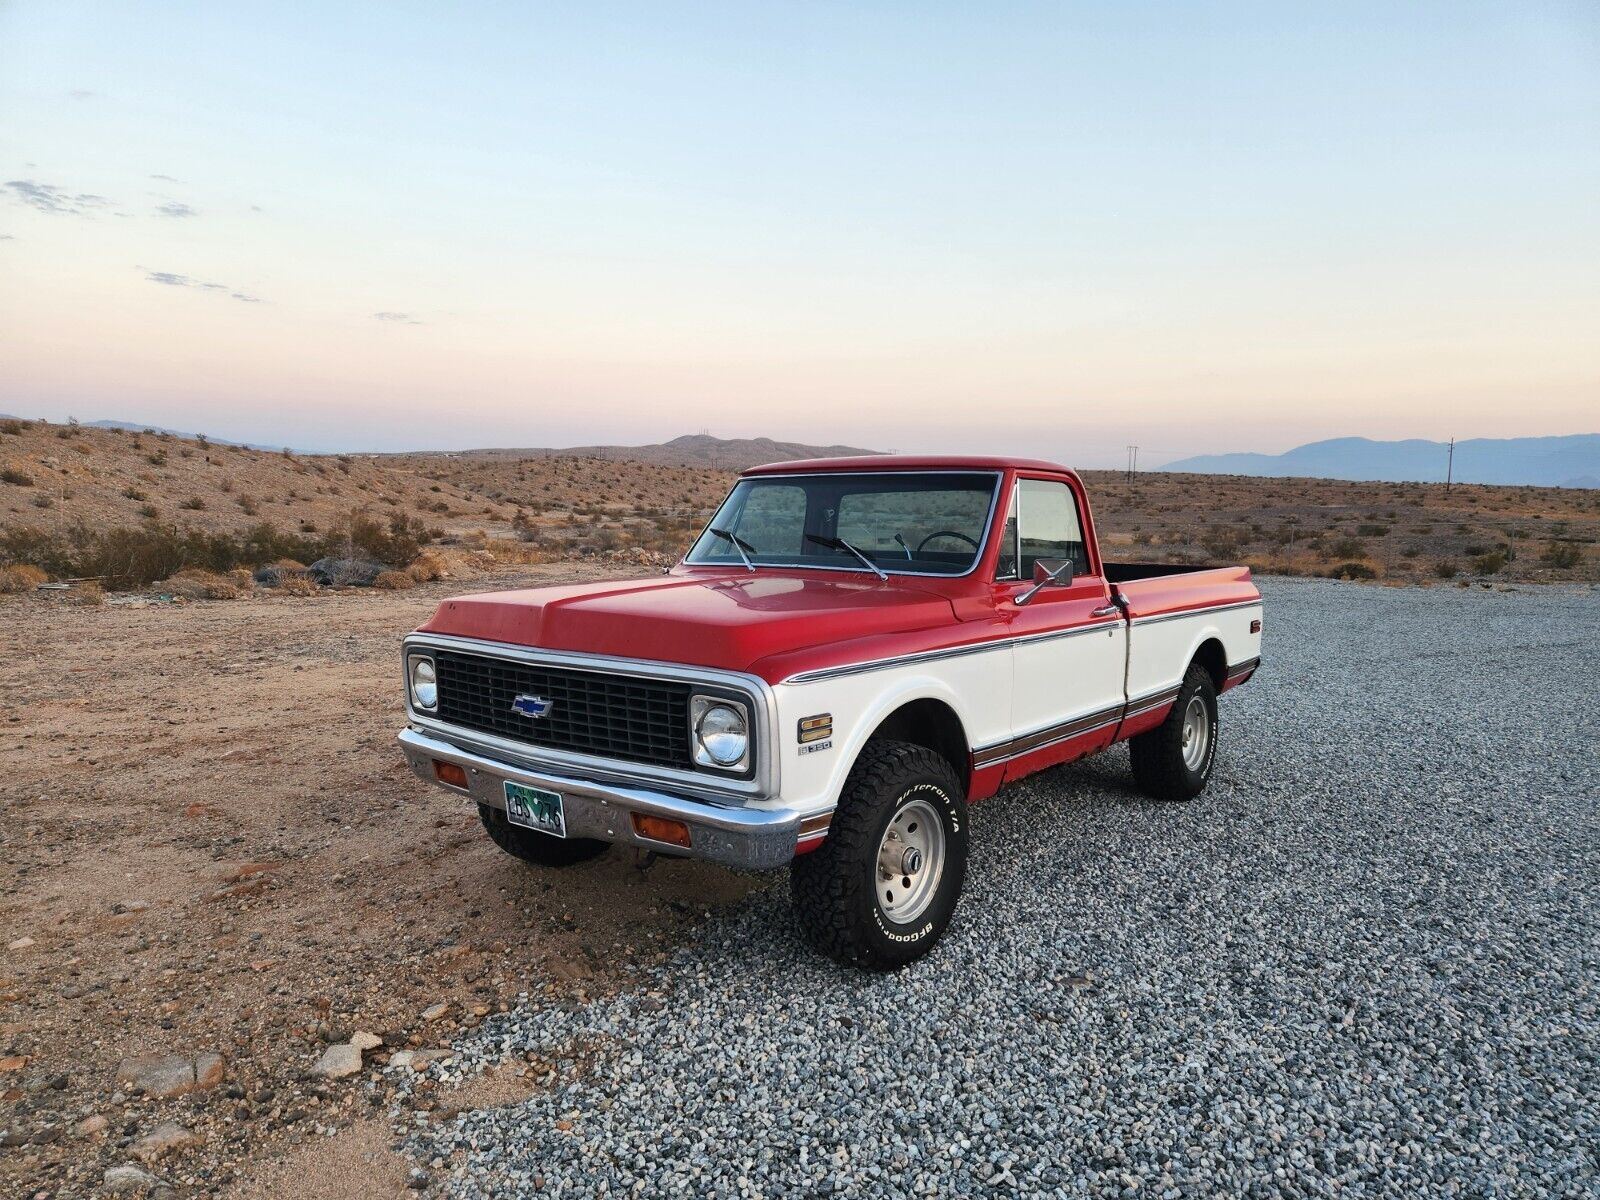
<box><xmin>430</xmin><ymin>649</ymin><xmax>693</xmax><ymax>769</ymax></box>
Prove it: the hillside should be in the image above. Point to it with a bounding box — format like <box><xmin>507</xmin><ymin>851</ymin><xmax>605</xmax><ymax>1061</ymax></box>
<box><xmin>2</xmin><ymin>418</ymin><xmax>1596</xmax><ymax>586</ymax></box>
<box><xmin>414</xmin><ymin>433</ymin><xmax>882</xmax><ymax>471</ymax></box>
<box><xmin>1162</xmin><ymin>434</ymin><xmax>1600</xmax><ymax>489</ymax></box>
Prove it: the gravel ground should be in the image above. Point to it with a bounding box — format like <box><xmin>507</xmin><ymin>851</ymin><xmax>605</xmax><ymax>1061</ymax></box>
<box><xmin>408</xmin><ymin>577</ymin><xmax>1600</xmax><ymax>1198</ymax></box>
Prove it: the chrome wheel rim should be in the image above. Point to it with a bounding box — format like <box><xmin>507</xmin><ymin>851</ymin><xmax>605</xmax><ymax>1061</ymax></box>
<box><xmin>876</xmin><ymin>795</ymin><xmax>945</xmax><ymax>923</ymax></box>
<box><xmin>1181</xmin><ymin>696</ymin><xmax>1211</xmax><ymax>771</ymax></box>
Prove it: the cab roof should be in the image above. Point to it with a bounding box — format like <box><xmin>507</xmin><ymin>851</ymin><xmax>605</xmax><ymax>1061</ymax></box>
<box><xmin>742</xmin><ymin>453</ymin><xmax>1076</xmax><ymax>477</ymax></box>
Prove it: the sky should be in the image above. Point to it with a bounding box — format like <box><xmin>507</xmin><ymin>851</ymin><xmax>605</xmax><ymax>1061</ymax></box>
<box><xmin>1</xmin><ymin>2</ymin><xmax>1596</xmax><ymax>464</ymax></box>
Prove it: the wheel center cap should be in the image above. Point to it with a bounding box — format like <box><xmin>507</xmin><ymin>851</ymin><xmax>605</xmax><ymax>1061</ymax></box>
<box><xmin>901</xmin><ymin>847</ymin><xmax>923</xmax><ymax>875</ymax></box>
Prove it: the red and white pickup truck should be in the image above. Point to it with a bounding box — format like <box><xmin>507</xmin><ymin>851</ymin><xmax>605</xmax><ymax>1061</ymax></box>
<box><xmin>400</xmin><ymin>456</ymin><xmax>1261</xmax><ymax>968</ymax></box>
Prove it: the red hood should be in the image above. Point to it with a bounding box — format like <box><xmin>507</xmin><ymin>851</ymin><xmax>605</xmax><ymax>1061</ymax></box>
<box><xmin>417</xmin><ymin>571</ymin><xmax>961</xmax><ymax>677</ymax></box>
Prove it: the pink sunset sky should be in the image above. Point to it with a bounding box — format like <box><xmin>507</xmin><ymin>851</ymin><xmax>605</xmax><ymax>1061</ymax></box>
<box><xmin>2</xmin><ymin>3</ymin><xmax>1596</xmax><ymax>464</ymax></box>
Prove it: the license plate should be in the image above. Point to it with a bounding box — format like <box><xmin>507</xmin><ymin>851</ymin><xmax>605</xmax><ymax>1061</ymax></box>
<box><xmin>503</xmin><ymin>781</ymin><xmax>566</xmax><ymax>838</ymax></box>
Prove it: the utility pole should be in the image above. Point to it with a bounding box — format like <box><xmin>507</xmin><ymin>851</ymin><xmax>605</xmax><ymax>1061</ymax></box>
<box><xmin>1126</xmin><ymin>445</ymin><xmax>1138</xmax><ymax>485</ymax></box>
<box><xmin>1446</xmin><ymin>437</ymin><xmax>1455</xmax><ymax>492</ymax></box>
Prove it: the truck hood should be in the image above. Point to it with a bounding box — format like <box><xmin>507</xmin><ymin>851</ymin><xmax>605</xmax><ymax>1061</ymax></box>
<box><xmin>417</xmin><ymin>571</ymin><xmax>961</xmax><ymax>677</ymax></box>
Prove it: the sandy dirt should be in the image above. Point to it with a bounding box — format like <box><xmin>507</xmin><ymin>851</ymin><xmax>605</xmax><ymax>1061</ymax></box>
<box><xmin>0</xmin><ymin>567</ymin><xmax>755</xmax><ymax>1197</ymax></box>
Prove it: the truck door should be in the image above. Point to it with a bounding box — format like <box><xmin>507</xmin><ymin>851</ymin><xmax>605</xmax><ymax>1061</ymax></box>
<box><xmin>988</xmin><ymin>477</ymin><xmax>1126</xmax><ymax>777</ymax></box>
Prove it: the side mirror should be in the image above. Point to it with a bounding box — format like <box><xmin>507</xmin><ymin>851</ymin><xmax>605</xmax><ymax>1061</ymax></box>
<box><xmin>1014</xmin><ymin>558</ymin><xmax>1073</xmax><ymax>606</ymax></box>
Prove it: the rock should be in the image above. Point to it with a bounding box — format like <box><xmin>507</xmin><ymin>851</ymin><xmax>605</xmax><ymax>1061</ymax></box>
<box><xmin>129</xmin><ymin>1121</ymin><xmax>199</xmax><ymax>1161</ymax></box>
<box><xmin>104</xmin><ymin>1165</ymin><xmax>160</xmax><ymax>1194</ymax></box>
<box><xmin>194</xmin><ymin>1052</ymin><xmax>225</xmax><ymax>1089</ymax></box>
<box><xmin>387</xmin><ymin>1051</ymin><xmax>415</xmax><ymax>1070</ymax></box>
<box><xmin>7</xmin><ymin>937</ymin><xmax>34</xmax><ymax>951</ymax></box>
<box><xmin>408</xmin><ymin>1049</ymin><xmax>455</xmax><ymax>1072</ymax></box>
<box><xmin>0</xmin><ymin>1130</ymin><xmax>27</xmax><ymax>1147</ymax></box>
<box><xmin>0</xmin><ymin>1055</ymin><xmax>28</xmax><ymax>1073</ymax></box>
<box><xmin>113</xmin><ymin>900</ymin><xmax>151</xmax><ymax>914</ymax></box>
<box><xmin>420</xmin><ymin>1003</ymin><xmax>449</xmax><ymax>1021</ymax></box>
<box><xmin>75</xmin><ymin>1113</ymin><xmax>109</xmax><ymax>1137</ymax></box>
<box><xmin>350</xmin><ymin>1031</ymin><xmax>383</xmax><ymax>1052</ymax></box>
<box><xmin>312</xmin><ymin>1043</ymin><xmax>362</xmax><ymax>1078</ymax></box>
<box><xmin>115</xmin><ymin>1052</ymin><xmax>224</xmax><ymax>1099</ymax></box>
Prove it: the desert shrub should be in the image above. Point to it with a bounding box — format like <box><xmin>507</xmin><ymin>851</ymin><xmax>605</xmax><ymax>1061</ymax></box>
<box><xmin>1434</xmin><ymin>560</ymin><xmax>1458</xmax><ymax>579</ymax></box>
<box><xmin>180</xmin><ymin>496</ymin><xmax>206</xmax><ymax>511</ymax></box>
<box><xmin>0</xmin><ymin>563</ymin><xmax>47</xmax><ymax>593</ymax></box>
<box><xmin>0</xmin><ymin>520</ymin><xmax>324</xmax><ymax>589</ymax></box>
<box><xmin>32</xmin><ymin>494</ymin><xmax>53</xmax><ymax>509</ymax></box>
<box><xmin>1328</xmin><ymin>537</ymin><xmax>1366</xmax><ymax>558</ymax></box>
<box><xmin>139</xmin><ymin>503</ymin><xmax>159</xmax><ymax>520</ymax></box>
<box><xmin>1540</xmin><ymin>541</ymin><xmax>1583</xmax><ymax>569</ymax></box>
<box><xmin>122</xmin><ymin>486</ymin><xmax>147</xmax><ymax>501</ymax></box>
<box><xmin>1328</xmin><ymin>561</ymin><xmax>1378</xmax><ymax>580</ymax></box>
<box><xmin>1356</xmin><ymin>524</ymin><xmax>1389</xmax><ymax>537</ymax></box>
<box><xmin>237</xmin><ymin>494</ymin><xmax>260</xmax><ymax>515</ymax></box>
<box><xmin>0</xmin><ymin>419</ymin><xmax>30</xmax><ymax>435</ymax></box>
<box><xmin>1472</xmin><ymin>551</ymin><xmax>1507</xmax><ymax>575</ymax></box>
<box><xmin>1</xmin><ymin>468</ymin><xmax>34</xmax><ymax>486</ymax></box>
<box><xmin>146</xmin><ymin>450</ymin><xmax>167</xmax><ymax>466</ymax></box>
<box><xmin>277</xmin><ymin>574</ymin><xmax>320</xmax><ymax>596</ymax></box>
<box><xmin>407</xmin><ymin>549</ymin><xmax>449</xmax><ymax>582</ymax></box>
<box><xmin>323</xmin><ymin>508</ymin><xmax>433</xmax><ymax>566</ymax></box>
<box><xmin>161</xmin><ymin>568</ymin><xmax>242</xmax><ymax>600</ymax></box>
<box><xmin>70</xmin><ymin>581</ymin><xmax>104</xmax><ymax>606</ymax></box>
<box><xmin>373</xmin><ymin>569</ymin><xmax>416</xmax><ymax>591</ymax></box>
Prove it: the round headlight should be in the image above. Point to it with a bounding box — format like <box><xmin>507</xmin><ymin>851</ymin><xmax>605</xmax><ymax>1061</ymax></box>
<box><xmin>410</xmin><ymin>657</ymin><xmax>437</xmax><ymax>710</ymax></box>
<box><xmin>695</xmin><ymin>702</ymin><xmax>748</xmax><ymax>767</ymax></box>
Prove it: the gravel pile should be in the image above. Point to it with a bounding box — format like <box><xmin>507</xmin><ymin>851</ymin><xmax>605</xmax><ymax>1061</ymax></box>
<box><xmin>410</xmin><ymin>578</ymin><xmax>1600</xmax><ymax>1197</ymax></box>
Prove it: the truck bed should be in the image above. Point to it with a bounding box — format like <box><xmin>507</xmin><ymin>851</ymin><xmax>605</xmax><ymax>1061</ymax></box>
<box><xmin>1103</xmin><ymin>562</ymin><xmax>1259</xmax><ymax>622</ymax></box>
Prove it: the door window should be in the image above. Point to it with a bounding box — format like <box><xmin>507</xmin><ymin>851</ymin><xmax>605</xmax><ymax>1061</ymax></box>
<box><xmin>998</xmin><ymin>479</ymin><xmax>1089</xmax><ymax>579</ymax></box>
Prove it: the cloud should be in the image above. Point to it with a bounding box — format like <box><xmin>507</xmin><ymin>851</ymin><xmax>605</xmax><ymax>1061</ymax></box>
<box><xmin>143</xmin><ymin>269</ymin><xmax>263</xmax><ymax>304</ymax></box>
<box><xmin>0</xmin><ymin>234</ymin><xmax>14</xmax><ymax>241</ymax></box>
<box><xmin>154</xmin><ymin>201</ymin><xmax>198</xmax><ymax>218</ymax></box>
<box><xmin>69</xmin><ymin>89</ymin><xmax>97</xmax><ymax>101</ymax></box>
<box><xmin>4</xmin><ymin>179</ymin><xmax>111</xmax><ymax>216</ymax></box>
<box><xmin>374</xmin><ymin>311</ymin><xmax>423</xmax><ymax>324</ymax></box>
<box><xmin>149</xmin><ymin>174</ymin><xmax>181</xmax><ymax>183</ymax></box>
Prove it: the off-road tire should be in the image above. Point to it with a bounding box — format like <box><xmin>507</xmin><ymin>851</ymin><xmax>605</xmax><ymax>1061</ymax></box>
<box><xmin>1129</xmin><ymin>662</ymin><xmax>1218</xmax><ymax>801</ymax></box>
<box><xmin>790</xmin><ymin>739</ymin><xmax>968</xmax><ymax>970</ymax></box>
<box><xmin>477</xmin><ymin>804</ymin><xmax>610</xmax><ymax>867</ymax></box>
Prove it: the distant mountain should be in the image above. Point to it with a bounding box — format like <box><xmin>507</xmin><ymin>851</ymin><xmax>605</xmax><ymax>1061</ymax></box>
<box><xmin>1161</xmin><ymin>435</ymin><xmax>1600</xmax><ymax>489</ymax></box>
<box><xmin>433</xmin><ymin>434</ymin><xmax>884</xmax><ymax>472</ymax></box>
<box><xmin>82</xmin><ymin>420</ymin><xmax>292</xmax><ymax>451</ymax></box>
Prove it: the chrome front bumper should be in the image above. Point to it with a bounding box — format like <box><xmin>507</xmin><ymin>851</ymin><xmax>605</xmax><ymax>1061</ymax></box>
<box><xmin>398</xmin><ymin>727</ymin><xmax>802</xmax><ymax>870</ymax></box>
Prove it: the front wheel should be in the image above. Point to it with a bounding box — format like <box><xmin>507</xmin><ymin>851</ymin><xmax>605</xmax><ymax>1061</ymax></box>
<box><xmin>790</xmin><ymin>740</ymin><xmax>968</xmax><ymax>970</ymax></box>
<box><xmin>477</xmin><ymin>804</ymin><xmax>610</xmax><ymax>867</ymax></box>
<box><xmin>1129</xmin><ymin>662</ymin><xmax>1218</xmax><ymax>801</ymax></box>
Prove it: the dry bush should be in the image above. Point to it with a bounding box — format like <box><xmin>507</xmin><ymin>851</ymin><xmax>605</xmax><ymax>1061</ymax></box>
<box><xmin>277</xmin><ymin>574</ymin><xmax>320</xmax><ymax>596</ymax></box>
<box><xmin>70</xmin><ymin>581</ymin><xmax>104</xmax><ymax>606</ymax></box>
<box><xmin>407</xmin><ymin>549</ymin><xmax>449</xmax><ymax>582</ymax></box>
<box><xmin>161</xmin><ymin>568</ymin><xmax>243</xmax><ymax>600</ymax></box>
<box><xmin>373</xmin><ymin>569</ymin><xmax>416</xmax><ymax>591</ymax></box>
<box><xmin>0</xmin><ymin>564</ymin><xmax>48</xmax><ymax>593</ymax></box>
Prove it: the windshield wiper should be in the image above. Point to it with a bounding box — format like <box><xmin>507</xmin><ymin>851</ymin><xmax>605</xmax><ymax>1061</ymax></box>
<box><xmin>707</xmin><ymin>526</ymin><xmax>757</xmax><ymax>573</ymax></box>
<box><xmin>805</xmin><ymin>533</ymin><xmax>888</xmax><ymax>581</ymax></box>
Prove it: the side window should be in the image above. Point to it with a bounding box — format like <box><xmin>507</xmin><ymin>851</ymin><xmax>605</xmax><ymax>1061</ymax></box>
<box><xmin>1017</xmin><ymin>479</ymin><xmax>1088</xmax><ymax>578</ymax></box>
<box><xmin>994</xmin><ymin>488</ymin><xmax>1020</xmax><ymax>580</ymax></box>
<box><xmin>736</xmin><ymin>485</ymin><xmax>806</xmax><ymax>554</ymax></box>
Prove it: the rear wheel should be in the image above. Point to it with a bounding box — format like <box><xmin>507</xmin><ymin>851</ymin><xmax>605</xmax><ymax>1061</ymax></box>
<box><xmin>477</xmin><ymin>804</ymin><xmax>610</xmax><ymax>867</ymax></box>
<box><xmin>790</xmin><ymin>740</ymin><xmax>968</xmax><ymax>970</ymax></box>
<box><xmin>1129</xmin><ymin>662</ymin><xmax>1218</xmax><ymax>801</ymax></box>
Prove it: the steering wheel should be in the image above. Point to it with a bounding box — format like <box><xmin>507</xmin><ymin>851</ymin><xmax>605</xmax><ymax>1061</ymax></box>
<box><xmin>916</xmin><ymin>530</ymin><xmax>980</xmax><ymax>554</ymax></box>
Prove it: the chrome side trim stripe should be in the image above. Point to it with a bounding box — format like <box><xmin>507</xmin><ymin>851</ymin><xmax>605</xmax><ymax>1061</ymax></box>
<box><xmin>1128</xmin><ymin>599</ymin><xmax>1262</xmax><ymax>627</ymax></box>
<box><xmin>1225</xmin><ymin>655</ymin><xmax>1262</xmax><ymax>681</ymax></box>
<box><xmin>782</xmin><ymin>618</ymin><xmax>1122</xmax><ymax>684</ymax></box>
<box><xmin>784</xmin><ymin>596</ymin><xmax>1259</xmax><ymax>683</ymax></box>
<box><xmin>972</xmin><ymin>702</ymin><xmax>1125</xmax><ymax>768</ymax></box>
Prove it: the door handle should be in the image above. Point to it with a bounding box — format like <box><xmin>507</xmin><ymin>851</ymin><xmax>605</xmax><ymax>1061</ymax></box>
<box><xmin>1091</xmin><ymin>605</ymin><xmax>1119</xmax><ymax>618</ymax></box>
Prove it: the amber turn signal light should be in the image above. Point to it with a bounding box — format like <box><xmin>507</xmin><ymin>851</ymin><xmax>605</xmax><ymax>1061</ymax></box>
<box><xmin>433</xmin><ymin>760</ymin><xmax>469</xmax><ymax>789</ymax></box>
<box><xmin>632</xmin><ymin>813</ymin><xmax>692</xmax><ymax>848</ymax></box>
